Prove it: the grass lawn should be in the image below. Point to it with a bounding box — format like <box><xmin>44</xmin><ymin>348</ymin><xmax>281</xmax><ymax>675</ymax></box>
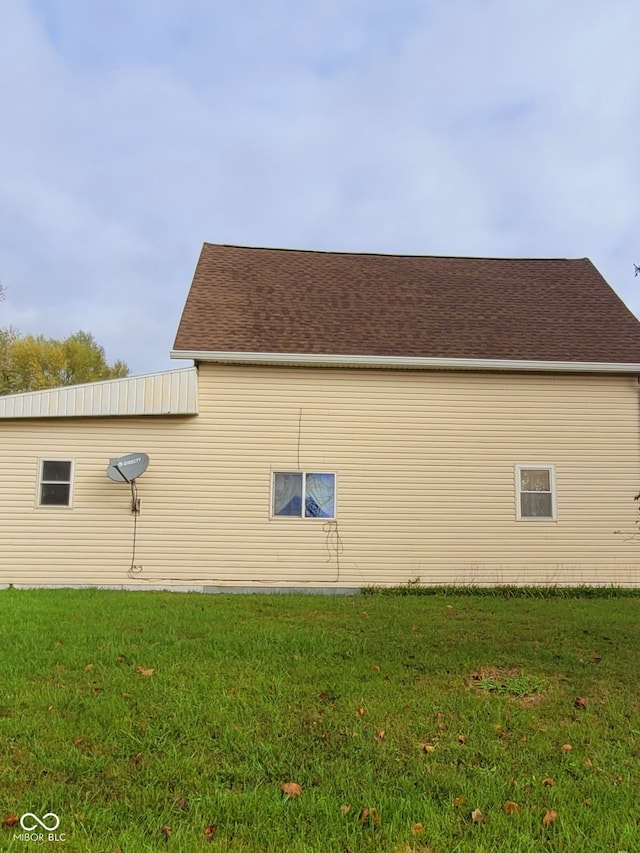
<box><xmin>0</xmin><ymin>588</ymin><xmax>639</xmax><ymax>852</ymax></box>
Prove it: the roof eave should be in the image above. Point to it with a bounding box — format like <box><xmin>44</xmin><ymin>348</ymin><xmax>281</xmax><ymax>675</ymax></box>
<box><xmin>0</xmin><ymin>368</ymin><xmax>199</xmax><ymax>419</ymax></box>
<box><xmin>170</xmin><ymin>350</ymin><xmax>640</xmax><ymax>374</ymax></box>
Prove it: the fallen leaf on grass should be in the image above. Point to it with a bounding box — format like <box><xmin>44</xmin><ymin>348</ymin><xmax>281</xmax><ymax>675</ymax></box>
<box><xmin>160</xmin><ymin>825</ymin><xmax>171</xmax><ymax>839</ymax></box>
<box><xmin>356</xmin><ymin>706</ymin><xmax>366</xmax><ymax>717</ymax></box>
<box><xmin>542</xmin><ymin>809</ymin><xmax>558</xmax><ymax>827</ymax></box>
<box><xmin>421</xmin><ymin>743</ymin><xmax>436</xmax><ymax>753</ymax></box>
<box><xmin>411</xmin><ymin>822</ymin><xmax>424</xmax><ymax>835</ymax></box>
<box><xmin>471</xmin><ymin>808</ymin><xmax>485</xmax><ymax>823</ymax></box>
<box><xmin>282</xmin><ymin>782</ymin><xmax>302</xmax><ymax>797</ymax></box>
<box><xmin>453</xmin><ymin>797</ymin><xmax>466</xmax><ymax>807</ymax></box>
<box><xmin>358</xmin><ymin>807</ymin><xmax>380</xmax><ymax>827</ymax></box>
<box><xmin>136</xmin><ymin>666</ymin><xmax>155</xmax><ymax>677</ymax></box>
<box><xmin>505</xmin><ymin>801</ymin><xmax>521</xmax><ymax>815</ymax></box>
<box><xmin>542</xmin><ymin>777</ymin><xmax>554</xmax><ymax>787</ymax></box>
<box><xmin>2</xmin><ymin>814</ymin><xmax>18</xmax><ymax>827</ymax></box>
<box><xmin>372</xmin><ymin>664</ymin><xmax>381</xmax><ymax>673</ymax></box>
<box><xmin>375</xmin><ymin>729</ymin><xmax>386</xmax><ymax>741</ymax></box>
<box><xmin>340</xmin><ymin>804</ymin><xmax>351</xmax><ymax>814</ymax></box>
<box><xmin>85</xmin><ymin>663</ymin><xmax>94</xmax><ymax>671</ymax></box>
<box><xmin>561</xmin><ymin>743</ymin><xmax>572</xmax><ymax>753</ymax></box>
<box><xmin>458</xmin><ymin>734</ymin><xmax>466</xmax><ymax>744</ymax></box>
<box><xmin>204</xmin><ymin>824</ymin><xmax>217</xmax><ymax>841</ymax></box>
<box><xmin>574</xmin><ymin>696</ymin><xmax>588</xmax><ymax>709</ymax></box>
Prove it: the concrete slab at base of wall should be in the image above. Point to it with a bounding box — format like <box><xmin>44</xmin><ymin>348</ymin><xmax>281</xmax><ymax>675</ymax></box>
<box><xmin>201</xmin><ymin>586</ymin><xmax>360</xmax><ymax>595</ymax></box>
<box><xmin>0</xmin><ymin>583</ymin><xmax>361</xmax><ymax>595</ymax></box>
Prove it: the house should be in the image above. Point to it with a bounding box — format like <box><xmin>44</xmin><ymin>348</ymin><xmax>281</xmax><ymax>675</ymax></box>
<box><xmin>1</xmin><ymin>243</ymin><xmax>640</xmax><ymax>590</ymax></box>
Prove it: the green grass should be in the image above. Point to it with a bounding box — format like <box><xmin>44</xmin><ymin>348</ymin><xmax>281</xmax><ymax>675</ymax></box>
<box><xmin>0</xmin><ymin>588</ymin><xmax>639</xmax><ymax>852</ymax></box>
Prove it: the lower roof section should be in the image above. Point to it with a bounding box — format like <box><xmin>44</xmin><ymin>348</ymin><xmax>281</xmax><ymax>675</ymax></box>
<box><xmin>0</xmin><ymin>368</ymin><xmax>198</xmax><ymax>419</ymax></box>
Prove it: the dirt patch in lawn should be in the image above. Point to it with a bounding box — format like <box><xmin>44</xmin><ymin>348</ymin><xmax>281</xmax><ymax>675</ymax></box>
<box><xmin>469</xmin><ymin>666</ymin><xmax>549</xmax><ymax>704</ymax></box>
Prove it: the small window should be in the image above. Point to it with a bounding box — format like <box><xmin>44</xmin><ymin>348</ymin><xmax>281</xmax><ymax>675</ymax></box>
<box><xmin>516</xmin><ymin>465</ymin><xmax>555</xmax><ymax>521</ymax></box>
<box><xmin>272</xmin><ymin>472</ymin><xmax>336</xmax><ymax>518</ymax></box>
<box><xmin>38</xmin><ymin>459</ymin><xmax>73</xmax><ymax>507</ymax></box>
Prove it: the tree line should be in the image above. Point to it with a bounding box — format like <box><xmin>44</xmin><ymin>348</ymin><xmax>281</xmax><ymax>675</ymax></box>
<box><xmin>0</xmin><ymin>282</ymin><xmax>129</xmax><ymax>394</ymax></box>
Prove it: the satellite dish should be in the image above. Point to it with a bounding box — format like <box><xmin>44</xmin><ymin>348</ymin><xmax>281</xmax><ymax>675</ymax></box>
<box><xmin>106</xmin><ymin>453</ymin><xmax>150</xmax><ymax>483</ymax></box>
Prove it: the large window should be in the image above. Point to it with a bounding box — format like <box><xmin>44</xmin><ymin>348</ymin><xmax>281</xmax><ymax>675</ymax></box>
<box><xmin>515</xmin><ymin>465</ymin><xmax>556</xmax><ymax>521</ymax></box>
<box><xmin>272</xmin><ymin>472</ymin><xmax>336</xmax><ymax>519</ymax></box>
<box><xmin>38</xmin><ymin>459</ymin><xmax>74</xmax><ymax>507</ymax></box>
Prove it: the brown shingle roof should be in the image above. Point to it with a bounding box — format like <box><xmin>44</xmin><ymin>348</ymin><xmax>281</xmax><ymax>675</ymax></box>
<box><xmin>172</xmin><ymin>244</ymin><xmax>640</xmax><ymax>364</ymax></box>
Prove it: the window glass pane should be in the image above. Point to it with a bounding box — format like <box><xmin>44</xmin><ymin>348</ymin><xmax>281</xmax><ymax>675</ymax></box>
<box><xmin>41</xmin><ymin>483</ymin><xmax>71</xmax><ymax>506</ymax></box>
<box><xmin>521</xmin><ymin>492</ymin><xmax>552</xmax><ymax>518</ymax></box>
<box><xmin>305</xmin><ymin>473</ymin><xmax>335</xmax><ymax>518</ymax></box>
<box><xmin>42</xmin><ymin>460</ymin><xmax>71</xmax><ymax>482</ymax></box>
<box><xmin>273</xmin><ymin>473</ymin><xmax>303</xmax><ymax>516</ymax></box>
<box><xmin>520</xmin><ymin>469</ymin><xmax>550</xmax><ymax>492</ymax></box>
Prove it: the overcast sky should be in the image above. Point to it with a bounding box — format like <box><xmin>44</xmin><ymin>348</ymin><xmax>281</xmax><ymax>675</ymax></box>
<box><xmin>1</xmin><ymin>0</ymin><xmax>639</xmax><ymax>376</ymax></box>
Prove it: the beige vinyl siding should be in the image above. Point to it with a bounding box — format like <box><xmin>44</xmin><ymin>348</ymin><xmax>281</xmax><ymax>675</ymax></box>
<box><xmin>1</xmin><ymin>364</ymin><xmax>639</xmax><ymax>588</ymax></box>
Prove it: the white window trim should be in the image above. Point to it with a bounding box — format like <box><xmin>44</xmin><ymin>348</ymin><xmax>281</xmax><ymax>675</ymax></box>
<box><xmin>36</xmin><ymin>458</ymin><xmax>75</xmax><ymax>508</ymax></box>
<box><xmin>515</xmin><ymin>464</ymin><xmax>556</xmax><ymax>522</ymax></box>
<box><xmin>271</xmin><ymin>470</ymin><xmax>337</xmax><ymax>520</ymax></box>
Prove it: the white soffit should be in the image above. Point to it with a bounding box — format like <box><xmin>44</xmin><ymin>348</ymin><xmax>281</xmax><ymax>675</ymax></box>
<box><xmin>0</xmin><ymin>368</ymin><xmax>199</xmax><ymax>419</ymax></box>
<box><xmin>170</xmin><ymin>350</ymin><xmax>640</xmax><ymax>374</ymax></box>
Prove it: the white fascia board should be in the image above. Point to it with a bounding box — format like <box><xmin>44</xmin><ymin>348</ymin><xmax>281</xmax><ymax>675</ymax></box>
<box><xmin>170</xmin><ymin>350</ymin><xmax>640</xmax><ymax>374</ymax></box>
